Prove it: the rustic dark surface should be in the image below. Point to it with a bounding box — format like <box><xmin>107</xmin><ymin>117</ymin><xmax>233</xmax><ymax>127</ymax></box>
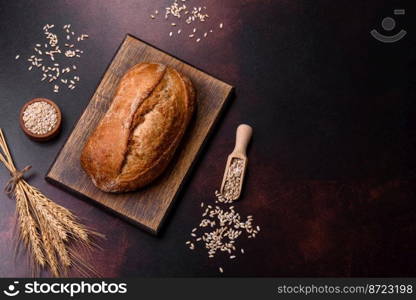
<box><xmin>0</xmin><ymin>0</ymin><xmax>415</xmax><ymax>277</ymax></box>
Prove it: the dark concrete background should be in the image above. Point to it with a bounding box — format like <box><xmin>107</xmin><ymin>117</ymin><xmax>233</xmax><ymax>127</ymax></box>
<box><xmin>0</xmin><ymin>0</ymin><xmax>415</xmax><ymax>277</ymax></box>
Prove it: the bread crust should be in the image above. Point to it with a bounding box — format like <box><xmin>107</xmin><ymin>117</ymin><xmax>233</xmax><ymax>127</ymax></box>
<box><xmin>81</xmin><ymin>63</ymin><xmax>196</xmax><ymax>192</ymax></box>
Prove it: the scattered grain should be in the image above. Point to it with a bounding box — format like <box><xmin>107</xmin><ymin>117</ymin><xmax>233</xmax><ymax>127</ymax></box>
<box><xmin>186</xmin><ymin>191</ymin><xmax>260</xmax><ymax>273</ymax></box>
<box><xmin>15</xmin><ymin>23</ymin><xmax>89</xmax><ymax>93</ymax></box>
<box><xmin>150</xmin><ymin>0</ymin><xmax>222</xmax><ymax>43</ymax></box>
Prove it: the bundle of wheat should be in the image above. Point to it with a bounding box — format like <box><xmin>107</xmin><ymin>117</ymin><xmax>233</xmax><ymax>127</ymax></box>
<box><xmin>0</xmin><ymin>129</ymin><xmax>102</xmax><ymax>277</ymax></box>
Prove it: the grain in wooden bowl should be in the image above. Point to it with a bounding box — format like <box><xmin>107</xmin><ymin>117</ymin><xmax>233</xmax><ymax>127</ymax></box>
<box><xmin>19</xmin><ymin>98</ymin><xmax>62</xmax><ymax>141</ymax></box>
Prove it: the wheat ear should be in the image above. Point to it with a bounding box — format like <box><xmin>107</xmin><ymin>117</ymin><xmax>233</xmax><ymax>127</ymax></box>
<box><xmin>0</xmin><ymin>128</ymin><xmax>103</xmax><ymax>277</ymax></box>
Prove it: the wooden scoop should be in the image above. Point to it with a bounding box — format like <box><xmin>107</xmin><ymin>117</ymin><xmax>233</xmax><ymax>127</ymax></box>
<box><xmin>220</xmin><ymin>124</ymin><xmax>253</xmax><ymax>201</ymax></box>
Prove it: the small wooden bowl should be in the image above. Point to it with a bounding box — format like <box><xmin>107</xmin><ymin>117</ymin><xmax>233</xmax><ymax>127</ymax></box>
<box><xmin>20</xmin><ymin>98</ymin><xmax>62</xmax><ymax>142</ymax></box>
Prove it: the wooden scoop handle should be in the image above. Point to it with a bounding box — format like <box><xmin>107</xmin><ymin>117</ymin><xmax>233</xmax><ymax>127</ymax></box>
<box><xmin>233</xmin><ymin>124</ymin><xmax>253</xmax><ymax>156</ymax></box>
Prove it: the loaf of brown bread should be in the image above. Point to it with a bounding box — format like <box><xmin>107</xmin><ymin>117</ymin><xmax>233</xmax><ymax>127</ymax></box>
<box><xmin>81</xmin><ymin>63</ymin><xmax>196</xmax><ymax>192</ymax></box>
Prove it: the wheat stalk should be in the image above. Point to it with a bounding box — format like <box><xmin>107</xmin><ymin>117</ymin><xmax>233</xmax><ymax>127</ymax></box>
<box><xmin>0</xmin><ymin>128</ymin><xmax>103</xmax><ymax>277</ymax></box>
<box><xmin>15</xmin><ymin>186</ymin><xmax>46</xmax><ymax>267</ymax></box>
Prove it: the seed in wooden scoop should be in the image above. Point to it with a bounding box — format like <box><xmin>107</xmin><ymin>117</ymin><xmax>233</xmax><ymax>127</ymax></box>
<box><xmin>222</xmin><ymin>158</ymin><xmax>244</xmax><ymax>201</ymax></box>
<box><xmin>220</xmin><ymin>124</ymin><xmax>253</xmax><ymax>202</ymax></box>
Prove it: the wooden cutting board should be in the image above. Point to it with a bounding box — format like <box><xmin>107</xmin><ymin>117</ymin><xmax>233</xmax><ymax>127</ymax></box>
<box><xmin>46</xmin><ymin>34</ymin><xmax>233</xmax><ymax>234</ymax></box>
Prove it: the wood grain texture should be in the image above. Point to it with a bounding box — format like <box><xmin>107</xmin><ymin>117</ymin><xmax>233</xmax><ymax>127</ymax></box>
<box><xmin>46</xmin><ymin>35</ymin><xmax>233</xmax><ymax>234</ymax></box>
